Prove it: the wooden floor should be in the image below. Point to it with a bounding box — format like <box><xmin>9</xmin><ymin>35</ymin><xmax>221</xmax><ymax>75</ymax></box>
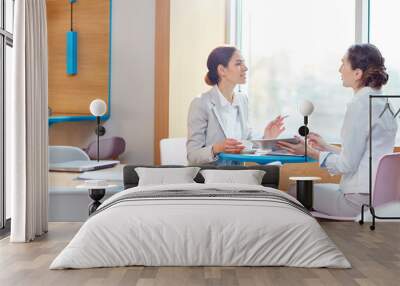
<box><xmin>1</xmin><ymin>222</ymin><xmax>400</xmax><ymax>286</ymax></box>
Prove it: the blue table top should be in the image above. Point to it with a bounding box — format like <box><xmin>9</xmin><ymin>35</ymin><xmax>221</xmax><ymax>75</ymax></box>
<box><xmin>218</xmin><ymin>153</ymin><xmax>316</xmax><ymax>164</ymax></box>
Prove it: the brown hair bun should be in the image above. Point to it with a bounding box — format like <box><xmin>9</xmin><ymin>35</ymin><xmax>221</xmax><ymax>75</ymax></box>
<box><xmin>205</xmin><ymin>46</ymin><xmax>237</xmax><ymax>86</ymax></box>
<box><xmin>347</xmin><ymin>44</ymin><xmax>388</xmax><ymax>89</ymax></box>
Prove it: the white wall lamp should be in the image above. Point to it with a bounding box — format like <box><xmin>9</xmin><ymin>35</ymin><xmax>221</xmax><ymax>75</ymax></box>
<box><xmin>298</xmin><ymin>100</ymin><xmax>314</xmax><ymax>162</ymax></box>
<box><xmin>90</xmin><ymin>99</ymin><xmax>107</xmax><ymax>161</ymax></box>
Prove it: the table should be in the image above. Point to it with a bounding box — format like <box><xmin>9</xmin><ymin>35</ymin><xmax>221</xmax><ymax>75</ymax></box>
<box><xmin>49</xmin><ymin>163</ymin><xmax>125</xmax><ymax>188</ymax></box>
<box><xmin>289</xmin><ymin>176</ymin><xmax>321</xmax><ymax>210</ymax></box>
<box><xmin>77</xmin><ymin>184</ymin><xmax>118</xmax><ymax>215</ymax></box>
<box><xmin>88</xmin><ymin>188</ymin><xmax>106</xmax><ymax>215</ymax></box>
<box><xmin>218</xmin><ymin>153</ymin><xmax>316</xmax><ymax>165</ymax></box>
<box><xmin>48</xmin><ymin>164</ymin><xmax>124</xmax><ymax>221</ymax></box>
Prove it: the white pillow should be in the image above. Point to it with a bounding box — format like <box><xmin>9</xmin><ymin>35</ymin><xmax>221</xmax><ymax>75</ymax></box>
<box><xmin>135</xmin><ymin>167</ymin><xmax>201</xmax><ymax>186</ymax></box>
<box><xmin>200</xmin><ymin>169</ymin><xmax>266</xmax><ymax>185</ymax></box>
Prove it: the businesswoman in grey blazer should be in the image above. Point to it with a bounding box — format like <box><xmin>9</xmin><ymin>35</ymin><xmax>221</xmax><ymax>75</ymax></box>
<box><xmin>187</xmin><ymin>46</ymin><xmax>286</xmax><ymax>164</ymax></box>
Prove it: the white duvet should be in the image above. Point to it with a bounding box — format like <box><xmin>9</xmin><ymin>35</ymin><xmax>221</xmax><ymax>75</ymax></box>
<box><xmin>50</xmin><ymin>183</ymin><xmax>351</xmax><ymax>269</ymax></box>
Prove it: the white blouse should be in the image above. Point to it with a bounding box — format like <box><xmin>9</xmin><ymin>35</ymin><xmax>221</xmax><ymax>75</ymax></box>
<box><xmin>319</xmin><ymin>87</ymin><xmax>398</xmax><ymax>194</ymax></box>
<box><xmin>215</xmin><ymin>87</ymin><xmax>243</xmax><ymax>140</ymax></box>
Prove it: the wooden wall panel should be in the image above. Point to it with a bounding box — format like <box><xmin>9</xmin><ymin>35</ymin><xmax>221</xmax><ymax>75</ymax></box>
<box><xmin>47</xmin><ymin>0</ymin><xmax>110</xmax><ymax>115</ymax></box>
<box><xmin>154</xmin><ymin>0</ymin><xmax>170</xmax><ymax>164</ymax></box>
<box><xmin>279</xmin><ymin>162</ymin><xmax>341</xmax><ymax>191</ymax></box>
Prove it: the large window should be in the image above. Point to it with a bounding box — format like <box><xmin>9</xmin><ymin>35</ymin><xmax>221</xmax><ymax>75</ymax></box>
<box><xmin>1</xmin><ymin>0</ymin><xmax>14</xmax><ymax>231</ymax></box>
<box><xmin>238</xmin><ymin>0</ymin><xmax>355</xmax><ymax>143</ymax></box>
<box><xmin>369</xmin><ymin>0</ymin><xmax>400</xmax><ymax>143</ymax></box>
<box><xmin>235</xmin><ymin>0</ymin><xmax>399</xmax><ymax>145</ymax></box>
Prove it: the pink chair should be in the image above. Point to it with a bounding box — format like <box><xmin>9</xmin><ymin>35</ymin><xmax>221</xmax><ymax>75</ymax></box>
<box><xmin>83</xmin><ymin>137</ymin><xmax>126</xmax><ymax>160</ymax></box>
<box><xmin>312</xmin><ymin>152</ymin><xmax>400</xmax><ymax>226</ymax></box>
<box><xmin>359</xmin><ymin>152</ymin><xmax>400</xmax><ymax>230</ymax></box>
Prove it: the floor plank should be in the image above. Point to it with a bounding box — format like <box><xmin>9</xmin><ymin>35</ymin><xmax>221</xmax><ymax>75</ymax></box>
<box><xmin>0</xmin><ymin>222</ymin><xmax>399</xmax><ymax>286</ymax></box>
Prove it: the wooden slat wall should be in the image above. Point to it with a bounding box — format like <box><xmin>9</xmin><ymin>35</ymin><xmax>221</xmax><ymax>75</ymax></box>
<box><xmin>47</xmin><ymin>0</ymin><xmax>110</xmax><ymax>115</ymax></box>
<box><xmin>154</xmin><ymin>0</ymin><xmax>170</xmax><ymax>164</ymax></box>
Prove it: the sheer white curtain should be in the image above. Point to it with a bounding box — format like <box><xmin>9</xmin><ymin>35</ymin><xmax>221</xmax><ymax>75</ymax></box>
<box><xmin>8</xmin><ymin>0</ymin><xmax>48</xmax><ymax>242</ymax></box>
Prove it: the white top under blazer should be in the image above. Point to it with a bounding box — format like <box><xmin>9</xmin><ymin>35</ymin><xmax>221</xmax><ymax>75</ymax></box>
<box><xmin>186</xmin><ymin>85</ymin><xmax>256</xmax><ymax>164</ymax></box>
<box><xmin>319</xmin><ymin>86</ymin><xmax>398</xmax><ymax>194</ymax></box>
<box><xmin>215</xmin><ymin>87</ymin><xmax>242</xmax><ymax>140</ymax></box>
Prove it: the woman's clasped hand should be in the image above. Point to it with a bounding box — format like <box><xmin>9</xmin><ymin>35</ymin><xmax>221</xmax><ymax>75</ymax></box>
<box><xmin>212</xmin><ymin>138</ymin><xmax>245</xmax><ymax>154</ymax></box>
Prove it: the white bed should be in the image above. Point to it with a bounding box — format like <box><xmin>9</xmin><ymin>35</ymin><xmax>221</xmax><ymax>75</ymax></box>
<box><xmin>50</xmin><ymin>183</ymin><xmax>351</xmax><ymax>269</ymax></box>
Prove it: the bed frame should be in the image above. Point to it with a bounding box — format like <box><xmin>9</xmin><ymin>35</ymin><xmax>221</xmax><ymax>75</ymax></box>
<box><xmin>123</xmin><ymin>165</ymin><xmax>280</xmax><ymax>190</ymax></box>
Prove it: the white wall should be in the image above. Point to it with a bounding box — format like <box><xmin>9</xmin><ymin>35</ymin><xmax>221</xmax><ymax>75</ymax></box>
<box><xmin>49</xmin><ymin>0</ymin><xmax>155</xmax><ymax>165</ymax></box>
<box><xmin>106</xmin><ymin>0</ymin><xmax>155</xmax><ymax>164</ymax></box>
<box><xmin>169</xmin><ymin>0</ymin><xmax>227</xmax><ymax>138</ymax></box>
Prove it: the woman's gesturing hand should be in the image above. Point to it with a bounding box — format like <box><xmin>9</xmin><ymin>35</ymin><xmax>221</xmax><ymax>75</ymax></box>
<box><xmin>213</xmin><ymin>139</ymin><xmax>245</xmax><ymax>155</ymax></box>
<box><xmin>276</xmin><ymin>135</ymin><xmax>321</xmax><ymax>159</ymax></box>
<box><xmin>277</xmin><ymin>136</ymin><xmax>306</xmax><ymax>155</ymax></box>
<box><xmin>307</xmin><ymin>132</ymin><xmax>329</xmax><ymax>152</ymax></box>
<box><xmin>263</xmin><ymin>115</ymin><xmax>286</xmax><ymax>139</ymax></box>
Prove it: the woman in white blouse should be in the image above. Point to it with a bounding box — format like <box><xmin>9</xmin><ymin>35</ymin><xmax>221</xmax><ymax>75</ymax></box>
<box><xmin>186</xmin><ymin>46</ymin><xmax>286</xmax><ymax>165</ymax></box>
<box><xmin>279</xmin><ymin>44</ymin><xmax>398</xmax><ymax>217</ymax></box>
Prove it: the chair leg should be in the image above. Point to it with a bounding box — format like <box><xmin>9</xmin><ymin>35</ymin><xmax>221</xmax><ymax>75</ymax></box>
<box><xmin>359</xmin><ymin>204</ymin><xmax>367</xmax><ymax>225</ymax></box>
<box><xmin>370</xmin><ymin>206</ymin><xmax>376</xmax><ymax>231</ymax></box>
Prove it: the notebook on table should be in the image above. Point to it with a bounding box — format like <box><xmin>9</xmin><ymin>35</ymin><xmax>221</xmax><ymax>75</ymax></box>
<box><xmin>250</xmin><ymin>138</ymin><xmax>300</xmax><ymax>151</ymax></box>
<box><xmin>49</xmin><ymin>160</ymin><xmax>119</xmax><ymax>172</ymax></box>
<box><xmin>248</xmin><ymin>138</ymin><xmax>304</xmax><ymax>156</ymax></box>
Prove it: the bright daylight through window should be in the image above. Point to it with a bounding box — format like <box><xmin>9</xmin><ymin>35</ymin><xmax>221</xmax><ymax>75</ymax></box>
<box><xmin>236</xmin><ymin>0</ymin><xmax>398</xmax><ymax>145</ymax></box>
<box><xmin>369</xmin><ymin>0</ymin><xmax>400</xmax><ymax>144</ymax></box>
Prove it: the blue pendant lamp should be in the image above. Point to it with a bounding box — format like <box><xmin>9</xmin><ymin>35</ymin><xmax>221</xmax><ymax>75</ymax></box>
<box><xmin>67</xmin><ymin>0</ymin><xmax>78</xmax><ymax>75</ymax></box>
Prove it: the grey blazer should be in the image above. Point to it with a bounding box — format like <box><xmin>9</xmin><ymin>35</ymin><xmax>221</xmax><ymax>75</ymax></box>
<box><xmin>186</xmin><ymin>86</ymin><xmax>255</xmax><ymax>164</ymax></box>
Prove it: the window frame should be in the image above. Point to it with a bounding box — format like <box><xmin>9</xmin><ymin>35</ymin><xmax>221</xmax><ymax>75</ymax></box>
<box><xmin>0</xmin><ymin>0</ymin><xmax>14</xmax><ymax>232</ymax></box>
<box><xmin>227</xmin><ymin>0</ymin><xmax>376</xmax><ymax>143</ymax></box>
<box><xmin>229</xmin><ymin>0</ymin><xmax>370</xmax><ymax>47</ymax></box>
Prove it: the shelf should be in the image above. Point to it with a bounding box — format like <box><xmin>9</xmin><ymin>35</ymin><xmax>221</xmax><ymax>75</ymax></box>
<box><xmin>49</xmin><ymin>113</ymin><xmax>109</xmax><ymax>126</ymax></box>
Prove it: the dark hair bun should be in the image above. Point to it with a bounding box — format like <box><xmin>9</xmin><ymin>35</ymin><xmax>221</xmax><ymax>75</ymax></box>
<box><xmin>347</xmin><ymin>44</ymin><xmax>388</xmax><ymax>89</ymax></box>
<box><xmin>205</xmin><ymin>71</ymin><xmax>217</xmax><ymax>86</ymax></box>
<box><xmin>363</xmin><ymin>66</ymin><xmax>389</xmax><ymax>89</ymax></box>
<box><xmin>205</xmin><ymin>46</ymin><xmax>238</xmax><ymax>86</ymax></box>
